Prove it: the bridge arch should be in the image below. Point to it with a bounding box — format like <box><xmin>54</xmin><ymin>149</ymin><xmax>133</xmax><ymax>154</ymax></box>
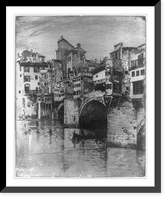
<box><xmin>58</xmin><ymin>103</ymin><xmax>64</xmax><ymax>123</ymax></box>
<box><xmin>79</xmin><ymin>96</ymin><xmax>106</xmax><ymax>116</ymax></box>
<box><xmin>58</xmin><ymin>103</ymin><xmax>64</xmax><ymax>112</ymax></box>
<box><xmin>79</xmin><ymin>98</ymin><xmax>107</xmax><ymax>130</ymax></box>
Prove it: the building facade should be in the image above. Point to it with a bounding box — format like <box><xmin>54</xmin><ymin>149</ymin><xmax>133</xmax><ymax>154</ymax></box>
<box><xmin>109</xmin><ymin>42</ymin><xmax>145</xmax><ymax>98</ymax></box>
<box><xmin>92</xmin><ymin>65</ymin><xmax>106</xmax><ymax>92</ymax></box>
<box><xmin>129</xmin><ymin>44</ymin><xmax>146</xmax><ymax>100</ymax></box>
<box><xmin>16</xmin><ymin>49</ymin><xmax>48</xmax><ymax>119</ymax></box>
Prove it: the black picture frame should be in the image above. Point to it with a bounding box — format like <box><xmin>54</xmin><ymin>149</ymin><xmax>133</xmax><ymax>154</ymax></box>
<box><xmin>3</xmin><ymin>2</ymin><xmax>161</xmax><ymax>193</ymax></box>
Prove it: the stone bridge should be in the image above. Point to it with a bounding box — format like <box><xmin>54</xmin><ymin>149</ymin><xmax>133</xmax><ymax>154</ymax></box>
<box><xmin>79</xmin><ymin>92</ymin><xmax>106</xmax><ymax>116</ymax></box>
<box><xmin>55</xmin><ymin>90</ymin><xmax>145</xmax><ymax>150</ymax></box>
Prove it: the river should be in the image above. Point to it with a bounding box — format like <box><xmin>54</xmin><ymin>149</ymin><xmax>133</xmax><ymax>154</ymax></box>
<box><xmin>16</xmin><ymin>120</ymin><xmax>145</xmax><ymax>178</ymax></box>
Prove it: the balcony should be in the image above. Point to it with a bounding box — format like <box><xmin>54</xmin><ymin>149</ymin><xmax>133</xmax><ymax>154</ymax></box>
<box><xmin>130</xmin><ymin>58</ymin><xmax>145</xmax><ymax>70</ymax></box>
<box><xmin>40</xmin><ymin>69</ymin><xmax>48</xmax><ymax>74</ymax></box>
<box><xmin>77</xmin><ymin>72</ymin><xmax>92</xmax><ymax>77</ymax></box>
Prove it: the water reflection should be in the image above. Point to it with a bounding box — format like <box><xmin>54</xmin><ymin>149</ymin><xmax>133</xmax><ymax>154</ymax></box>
<box><xmin>16</xmin><ymin>120</ymin><xmax>145</xmax><ymax>178</ymax></box>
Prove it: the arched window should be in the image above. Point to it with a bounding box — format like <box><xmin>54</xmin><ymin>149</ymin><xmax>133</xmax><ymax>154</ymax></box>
<box><xmin>24</xmin><ymin>84</ymin><xmax>30</xmax><ymax>94</ymax></box>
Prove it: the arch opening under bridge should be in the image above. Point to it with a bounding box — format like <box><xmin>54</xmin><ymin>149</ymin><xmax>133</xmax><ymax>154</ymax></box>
<box><xmin>79</xmin><ymin>99</ymin><xmax>107</xmax><ymax>136</ymax></box>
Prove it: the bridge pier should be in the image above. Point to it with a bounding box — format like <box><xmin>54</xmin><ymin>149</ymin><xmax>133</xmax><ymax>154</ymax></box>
<box><xmin>107</xmin><ymin>100</ymin><xmax>137</xmax><ymax>149</ymax></box>
<box><xmin>37</xmin><ymin>100</ymin><xmax>41</xmax><ymax>119</ymax></box>
<box><xmin>64</xmin><ymin>99</ymin><xmax>79</xmax><ymax>127</ymax></box>
<box><xmin>133</xmin><ymin>101</ymin><xmax>145</xmax><ymax>151</ymax></box>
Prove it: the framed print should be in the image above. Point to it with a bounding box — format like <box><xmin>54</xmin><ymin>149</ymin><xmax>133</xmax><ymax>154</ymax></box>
<box><xmin>4</xmin><ymin>2</ymin><xmax>161</xmax><ymax>193</ymax></box>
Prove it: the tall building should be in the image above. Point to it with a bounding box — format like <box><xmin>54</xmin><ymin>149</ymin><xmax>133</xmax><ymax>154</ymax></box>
<box><xmin>129</xmin><ymin>44</ymin><xmax>146</xmax><ymax>101</ymax></box>
<box><xmin>16</xmin><ymin>49</ymin><xmax>48</xmax><ymax>119</ymax></box>
<box><xmin>55</xmin><ymin>37</ymin><xmax>93</xmax><ymax>100</ymax></box>
<box><xmin>56</xmin><ymin>37</ymin><xmax>75</xmax><ymax>79</ymax></box>
<box><xmin>110</xmin><ymin>43</ymin><xmax>140</xmax><ymax>97</ymax></box>
<box><xmin>55</xmin><ymin>37</ymin><xmax>87</xmax><ymax>79</ymax></box>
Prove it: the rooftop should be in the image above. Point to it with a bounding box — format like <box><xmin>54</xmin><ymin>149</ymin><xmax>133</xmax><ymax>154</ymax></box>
<box><xmin>122</xmin><ymin>47</ymin><xmax>137</xmax><ymax>52</ymax></box>
<box><xmin>22</xmin><ymin>49</ymin><xmax>45</xmax><ymax>58</ymax></box>
<box><xmin>92</xmin><ymin>65</ymin><xmax>105</xmax><ymax>75</ymax></box>
<box><xmin>57</xmin><ymin>37</ymin><xmax>75</xmax><ymax>49</ymax></box>
<box><xmin>20</xmin><ymin>62</ymin><xmax>48</xmax><ymax>67</ymax></box>
<box><xmin>57</xmin><ymin>37</ymin><xmax>86</xmax><ymax>53</ymax></box>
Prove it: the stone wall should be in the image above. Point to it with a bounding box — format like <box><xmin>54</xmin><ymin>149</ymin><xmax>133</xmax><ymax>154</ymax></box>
<box><xmin>64</xmin><ymin>99</ymin><xmax>79</xmax><ymax>127</ymax></box>
<box><xmin>107</xmin><ymin>100</ymin><xmax>137</xmax><ymax>149</ymax></box>
<box><xmin>136</xmin><ymin>106</ymin><xmax>145</xmax><ymax>150</ymax></box>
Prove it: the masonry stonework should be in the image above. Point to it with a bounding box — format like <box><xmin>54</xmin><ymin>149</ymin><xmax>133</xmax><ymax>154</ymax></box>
<box><xmin>107</xmin><ymin>101</ymin><xmax>137</xmax><ymax>149</ymax></box>
<box><xmin>64</xmin><ymin>99</ymin><xmax>79</xmax><ymax>127</ymax></box>
<box><xmin>136</xmin><ymin>106</ymin><xmax>145</xmax><ymax>150</ymax></box>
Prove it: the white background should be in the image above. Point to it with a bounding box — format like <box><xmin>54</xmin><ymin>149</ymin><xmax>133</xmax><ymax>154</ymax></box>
<box><xmin>6</xmin><ymin>7</ymin><xmax>155</xmax><ymax>187</ymax></box>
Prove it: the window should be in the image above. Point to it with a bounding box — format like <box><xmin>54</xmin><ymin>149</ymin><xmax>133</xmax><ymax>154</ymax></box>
<box><xmin>106</xmin><ymin>84</ymin><xmax>112</xmax><ymax>89</ymax></box>
<box><xmin>138</xmin><ymin>53</ymin><xmax>143</xmax><ymax>59</ymax></box>
<box><xmin>38</xmin><ymin>82</ymin><xmax>40</xmax><ymax>85</ymax></box>
<box><xmin>133</xmin><ymin>80</ymin><xmax>144</xmax><ymax>95</ymax></box>
<box><xmin>113</xmin><ymin>83</ymin><xmax>121</xmax><ymax>91</ymax></box>
<box><xmin>68</xmin><ymin>56</ymin><xmax>71</xmax><ymax>61</ymax></box>
<box><xmin>125</xmin><ymin>71</ymin><xmax>128</xmax><ymax>74</ymax></box>
<box><xmin>141</xmin><ymin>69</ymin><xmax>145</xmax><ymax>75</ymax></box>
<box><xmin>34</xmin><ymin>67</ymin><xmax>39</xmax><ymax>72</ymax></box>
<box><xmin>96</xmin><ymin>75</ymin><xmax>98</xmax><ymax>78</ymax></box>
<box><xmin>24</xmin><ymin>75</ymin><xmax>30</xmax><ymax>82</ymax></box>
<box><xmin>135</xmin><ymin>60</ymin><xmax>138</xmax><ymax>66</ymax></box>
<box><xmin>35</xmin><ymin>75</ymin><xmax>38</xmax><ymax>80</ymax></box>
<box><xmin>22</xmin><ymin>98</ymin><xmax>25</xmax><ymax>107</ymax></box>
<box><xmin>113</xmin><ymin>71</ymin><xmax>122</xmax><ymax>76</ymax></box>
<box><xmin>19</xmin><ymin>90</ymin><xmax>21</xmax><ymax>93</ymax></box>
<box><xmin>136</xmin><ymin>70</ymin><xmax>139</xmax><ymax>76</ymax></box>
<box><xmin>138</xmin><ymin>53</ymin><xmax>144</xmax><ymax>65</ymax></box>
<box><xmin>36</xmin><ymin>87</ymin><xmax>38</xmax><ymax>93</ymax></box>
<box><xmin>20</xmin><ymin>74</ymin><xmax>22</xmax><ymax>77</ymax></box>
<box><xmin>131</xmin><ymin>61</ymin><xmax>134</xmax><ymax>67</ymax></box>
<box><xmin>132</xmin><ymin>71</ymin><xmax>135</xmax><ymax>77</ymax></box>
<box><xmin>24</xmin><ymin>85</ymin><xmax>30</xmax><ymax>94</ymax></box>
<box><xmin>131</xmin><ymin>60</ymin><xmax>139</xmax><ymax>68</ymax></box>
<box><xmin>24</xmin><ymin>66</ymin><xmax>29</xmax><ymax>72</ymax></box>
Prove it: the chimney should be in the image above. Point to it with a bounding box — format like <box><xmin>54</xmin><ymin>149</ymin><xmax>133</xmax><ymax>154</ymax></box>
<box><xmin>77</xmin><ymin>43</ymin><xmax>81</xmax><ymax>48</ymax></box>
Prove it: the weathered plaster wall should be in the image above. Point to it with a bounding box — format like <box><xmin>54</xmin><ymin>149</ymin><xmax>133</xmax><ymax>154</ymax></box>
<box><xmin>64</xmin><ymin>99</ymin><xmax>79</xmax><ymax>127</ymax></box>
<box><xmin>107</xmin><ymin>100</ymin><xmax>137</xmax><ymax>148</ymax></box>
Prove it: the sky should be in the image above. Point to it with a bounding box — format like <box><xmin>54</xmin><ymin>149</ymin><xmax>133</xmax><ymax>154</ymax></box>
<box><xmin>16</xmin><ymin>16</ymin><xmax>146</xmax><ymax>61</ymax></box>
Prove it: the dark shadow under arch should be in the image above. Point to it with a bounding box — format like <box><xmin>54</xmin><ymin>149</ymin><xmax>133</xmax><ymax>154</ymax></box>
<box><xmin>79</xmin><ymin>100</ymin><xmax>107</xmax><ymax>131</ymax></box>
<box><xmin>58</xmin><ymin>105</ymin><xmax>64</xmax><ymax>124</ymax></box>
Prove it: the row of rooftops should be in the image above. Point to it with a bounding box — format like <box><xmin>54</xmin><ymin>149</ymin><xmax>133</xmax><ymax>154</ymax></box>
<box><xmin>20</xmin><ymin>62</ymin><xmax>48</xmax><ymax>67</ymax></box>
<box><xmin>110</xmin><ymin>43</ymin><xmax>145</xmax><ymax>54</ymax></box>
<box><xmin>21</xmin><ymin>49</ymin><xmax>45</xmax><ymax>58</ymax></box>
<box><xmin>17</xmin><ymin>37</ymin><xmax>145</xmax><ymax>78</ymax></box>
